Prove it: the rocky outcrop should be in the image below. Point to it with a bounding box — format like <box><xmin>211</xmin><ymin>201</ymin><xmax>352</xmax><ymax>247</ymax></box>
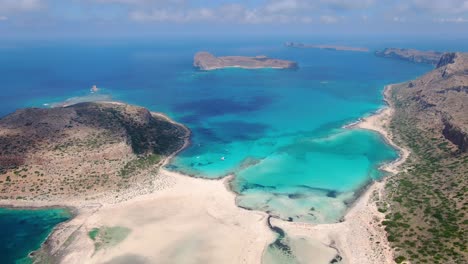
<box><xmin>392</xmin><ymin>52</ymin><xmax>468</xmax><ymax>152</ymax></box>
<box><xmin>193</xmin><ymin>51</ymin><xmax>297</xmax><ymax>71</ymax></box>
<box><xmin>442</xmin><ymin>118</ymin><xmax>468</xmax><ymax>152</ymax></box>
<box><xmin>375</xmin><ymin>48</ymin><xmax>443</xmax><ymax>65</ymax></box>
<box><xmin>436</xmin><ymin>52</ymin><xmax>457</xmax><ymax>68</ymax></box>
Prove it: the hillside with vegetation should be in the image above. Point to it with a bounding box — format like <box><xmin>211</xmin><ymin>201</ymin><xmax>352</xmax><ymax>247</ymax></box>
<box><xmin>383</xmin><ymin>53</ymin><xmax>467</xmax><ymax>263</ymax></box>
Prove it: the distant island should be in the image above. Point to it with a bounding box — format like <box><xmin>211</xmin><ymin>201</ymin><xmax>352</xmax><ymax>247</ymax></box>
<box><xmin>193</xmin><ymin>51</ymin><xmax>297</xmax><ymax>70</ymax></box>
<box><xmin>375</xmin><ymin>48</ymin><xmax>443</xmax><ymax>65</ymax></box>
<box><xmin>284</xmin><ymin>42</ymin><xmax>369</xmax><ymax>52</ymax></box>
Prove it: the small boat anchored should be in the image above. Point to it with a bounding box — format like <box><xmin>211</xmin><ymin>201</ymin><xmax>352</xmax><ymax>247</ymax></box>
<box><xmin>90</xmin><ymin>85</ymin><xmax>99</xmax><ymax>93</ymax></box>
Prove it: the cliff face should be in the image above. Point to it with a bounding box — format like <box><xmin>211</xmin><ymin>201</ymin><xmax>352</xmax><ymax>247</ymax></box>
<box><xmin>193</xmin><ymin>51</ymin><xmax>297</xmax><ymax>70</ymax></box>
<box><xmin>0</xmin><ymin>102</ymin><xmax>188</xmax><ymax>201</ymax></box>
<box><xmin>442</xmin><ymin>119</ymin><xmax>467</xmax><ymax>152</ymax></box>
<box><xmin>393</xmin><ymin>52</ymin><xmax>468</xmax><ymax>152</ymax></box>
<box><xmin>436</xmin><ymin>52</ymin><xmax>457</xmax><ymax>68</ymax></box>
<box><xmin>375</xmin><ymin>48</ymin><xmax>443</xmax><ymax>65</ymax></box>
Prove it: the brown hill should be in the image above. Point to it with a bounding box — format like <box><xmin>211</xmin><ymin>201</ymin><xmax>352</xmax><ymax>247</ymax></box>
<box><xmin>0</xmin><ymin>102</ymin><xmax>189</xmax><ymax>202</ymax></box>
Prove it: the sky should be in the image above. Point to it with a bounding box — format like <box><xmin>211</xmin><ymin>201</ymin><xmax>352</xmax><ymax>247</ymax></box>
<box><xmin>1</xmin><ymin>0</ymin><xmax>468</xmax><ymax>38</ymax></box>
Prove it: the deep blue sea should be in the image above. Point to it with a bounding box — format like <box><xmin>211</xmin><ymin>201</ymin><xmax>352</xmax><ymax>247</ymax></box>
<box><xmin>1</xmin><ymin>35</ymin><xmax>463</xmax><ymax>262</ymax></box>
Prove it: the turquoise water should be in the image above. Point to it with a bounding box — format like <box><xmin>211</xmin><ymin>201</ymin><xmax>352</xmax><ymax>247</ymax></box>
<box><xmin>0</xmin><ymin>37</ymin><xmax>435</xmax><ymax>258</ymax></box>
<box><xmin>0</xmin><ymin>208</ymin><xmax>71</xmax><ymax>264</ymax></box>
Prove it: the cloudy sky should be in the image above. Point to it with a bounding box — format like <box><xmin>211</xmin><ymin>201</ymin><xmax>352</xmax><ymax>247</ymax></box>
<box><xmin>1</xmin><ymin>0</ymin><xmax>468</xmax><ymax>38</ymax></box>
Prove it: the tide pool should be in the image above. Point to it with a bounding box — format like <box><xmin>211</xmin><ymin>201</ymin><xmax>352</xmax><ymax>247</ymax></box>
<box><xmin>0</xmin><ymin>37</ymin><xmax>433</xmax><ymax>224</ymax></box>
<box><xmin>0</xmin><ymin>207</ymin><xmax>71</xmax><ymax>264</ymax></box>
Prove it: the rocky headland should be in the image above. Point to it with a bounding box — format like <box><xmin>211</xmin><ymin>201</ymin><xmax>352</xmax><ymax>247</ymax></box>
<box><xmin>0</xmin><ymin>102</ymin><xmax>189</xmax><ymax>202</ymax></box>
<box><xmin>193</xmin><ymin>51</ymin><xmax>297</xmax><ymax>70</ymax></box>
<box><xmin>375</xmin><ymin>48</ymin><xmax>443</xmax><ymax>65</ymax></box>
<box><xmin>381</xmin><ymin>52</ymin><xmax>468</xmax><ymax>263</ymax></box>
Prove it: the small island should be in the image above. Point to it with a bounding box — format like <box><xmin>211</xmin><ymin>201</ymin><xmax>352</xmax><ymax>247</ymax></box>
<box><xmin>375</xmin><ymin>48</ymin><xmax>443</xmax><ymax>65</ymax></box>
<box><xmin>193</xmin><ymin>51</ymin><xmax>297</xmax><ymax>71</ymax></box>
<box><xmin>284</xmin><ymin>42</ymin><xmax>369</xmax><ymax>52</ymax></box>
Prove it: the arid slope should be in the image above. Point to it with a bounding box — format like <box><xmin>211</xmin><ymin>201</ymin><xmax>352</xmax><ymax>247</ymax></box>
<box><xmin>384</xmin><ymin>52</ymin><xmax>468</xmax><ymax>263</ymax></box>
<box><xmin>0</xmin><ymin>102</ymin><xmax>188</xmax><ymax>202</ymax></box>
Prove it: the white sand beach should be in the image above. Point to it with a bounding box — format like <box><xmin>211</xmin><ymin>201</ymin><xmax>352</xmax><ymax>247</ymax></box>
<box><xmin>1</xmin><ymin>169</ymin><xmax>274</xmax><ymax>264</ymax></box>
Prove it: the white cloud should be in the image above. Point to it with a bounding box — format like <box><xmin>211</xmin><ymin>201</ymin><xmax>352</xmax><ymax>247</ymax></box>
<box><xmin>393</xmin><ymin>16</ymin><xmax>406</xmax><ymax>22</ymax></box>
<box><xmin>0</xmin><ymin>0</ymin><xmax>43</xmax><ymax>12</ymax></box>
<box><xmin>265</xmin><ymin>0</ymin><xmax>310</xmax><ymax>13</ymax></box>
<box><xmin>2</xmin><ymin>0</ymin><xmax>467</xmax><ymax>28</ymax></box>
<box><xmin>436</xmin><ymin>17</ymin><xmax>468</xmax><ymax>23</ymax></box>
<box><xmin>320</xmin><ymin>15</ymin><xmax>339</xmax><ymax>24</ymax></box>
<box><xmin>0</xmin><ymin>15</ymin><xmax>8</xmax><ymax>21</ymax></box>
<box><xmin>323</xmin><ymin>0</ymin><xmax>375</xmax><ymax>10</ymax></box>
<box><xmin>409</xmin><ymin>0</ymin><xmax>468</xmax><ymax>14</ymax></box>
<box><xmin>94</xmin><ymin>0</ymin><xmax>185</xmax><ymax>4</ymax></box>
<box><xmin>129</xmin><ymin>2</ymin><xmax>314</xmax><ymax>24</ymax></box>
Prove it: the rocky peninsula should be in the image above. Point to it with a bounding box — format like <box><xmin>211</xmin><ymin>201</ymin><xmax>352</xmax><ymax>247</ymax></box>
<box><xmin>375</xmin><ymin>48</ymin><xmax>443</xmax><ymax>65</ymax></box>
<box><xmin>0</xmin><ymin>101</ymin><xmax>189</xmax><ymax>202</ymax></box>
<box><xmin>193</xmin><ymin>51</ymin><xmax>297</xmax><ymax>70</ymax></box>
<box><xmin>285</xmin><ymin>42</ymin><xmax>369</xmax><ymax>52</ymax></box>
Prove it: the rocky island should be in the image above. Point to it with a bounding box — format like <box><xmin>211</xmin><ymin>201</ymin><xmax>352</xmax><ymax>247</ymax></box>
<box><xmin>375</xmin><ymin>48</ymin><xmax>443</xmax><ymax>65</ymax></box>
<box><xmin>285</xmin><ymin>42</ymin><xmax>369</xmax><ymax>52</ymax></box>
<box><xmin>193</xmin><ymin>51</ymin><xmax>297</xmax><ymax>70</ymax></box>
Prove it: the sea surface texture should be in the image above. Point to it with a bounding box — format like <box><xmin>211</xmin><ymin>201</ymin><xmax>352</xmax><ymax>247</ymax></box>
<box><xmin>0</xmin><ymin>37</ymin><xmax>435</xmax><ymax>261</ymax></box>
<box><xmin>0</xmin><ymin>208</ymin><xmax>70</xmax><ymax>264</ymax></box>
